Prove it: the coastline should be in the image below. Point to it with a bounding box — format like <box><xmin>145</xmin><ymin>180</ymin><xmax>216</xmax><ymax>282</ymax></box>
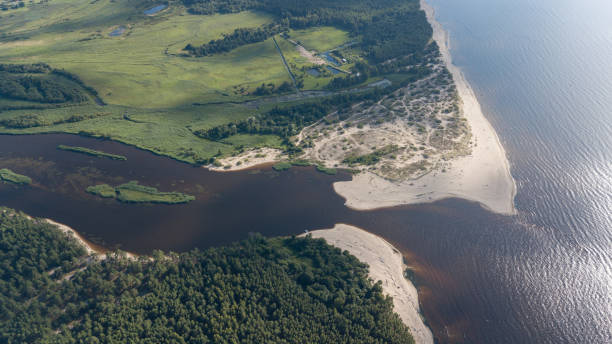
<box><xmin>305</xmin><ymin>224</ymin><xmax>434</xmax><ymax>344</ymax></box>
<box><xmin>332</xmin><ymin>0</ymin><xmax>517</xmax><ymax>215</ymax></box>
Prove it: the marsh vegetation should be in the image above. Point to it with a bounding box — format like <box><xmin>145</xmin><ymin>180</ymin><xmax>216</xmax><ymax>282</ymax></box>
<box><xmin>87</xmin><ymin>181</ymin><xmax>195</xmax><ymax>204</ymax></box>
<box><xmin>0</xmin><ymin>168</ymin><xmax>31</xmax><ymax>185</ymax></box>
<box><xmin>57</xmin><ymin>145</ymin><xmax>127</xmax><ymax>160</ymax></box>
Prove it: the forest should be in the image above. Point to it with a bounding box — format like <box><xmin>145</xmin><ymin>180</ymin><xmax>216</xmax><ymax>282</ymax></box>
<box><xmin>0</xmin><ymin>208</ymin><xmax>414</xmax><ymax>343</ymax></box>
<box><xmin>0</xmin><ymin>72</ymin><xmax>89</xmax><ymax>104</ymax></box>
<box><xmin>0</xmin><ymin>63</ymin><xmax>102</xmax><ymax>105</ymax></box>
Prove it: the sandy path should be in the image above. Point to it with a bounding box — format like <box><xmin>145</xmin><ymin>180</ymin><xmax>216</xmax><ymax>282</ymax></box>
<box><xmin>305</xmin><ymin>224</ymin><xmax>434</xmax><ymax>344</ymax></box>
<box><xmin>333</xmin><ymin>0</ymin><xmax>516</xmax><ymax>215</ymax></box>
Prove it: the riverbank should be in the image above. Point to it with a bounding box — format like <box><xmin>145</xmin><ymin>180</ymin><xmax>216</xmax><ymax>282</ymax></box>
<box><xmin>44</xmin><ymin>218</ymin><xmax>138</xmax><ymax>259</ymax></box>
<box><xmin>332</xmin><ymin>0</ymin><xmax>516</xmax><ymax>215</ymax></box>
<box><xmin>305</xmin><ymin>224</ymin><xmax>434</xmax><ymax>344</ymax></box>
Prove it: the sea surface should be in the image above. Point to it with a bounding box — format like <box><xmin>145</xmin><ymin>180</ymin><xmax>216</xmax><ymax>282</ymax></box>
<box><xmin>424</xmin><ymin>0</ymin><xmax>612</xmax><ymax>342</ymax></box>
<box><xmin>0</xmin><ymin>0</ymin><xmax>610</xmax><ymax>342</ymax></box>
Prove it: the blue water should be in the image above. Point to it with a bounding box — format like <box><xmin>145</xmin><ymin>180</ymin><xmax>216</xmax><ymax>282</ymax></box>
<box><xmin>108</xmin><ymin>26</ymin><xmax>125</xmax><ymax>37</ymax></box>
<box><xmin>143</xmin><ymin>4</ymin><xmax>166</xmax><ymax>15</ymax></box>
<box><xmin>321</xmin><ymin>51</ymin><xmax>341</xmax><ymax>66</ymax></box>
<box><xmin>424</xmin><ymin>0</ymin><xmax>612</xmax><ymax>342</ymax></box>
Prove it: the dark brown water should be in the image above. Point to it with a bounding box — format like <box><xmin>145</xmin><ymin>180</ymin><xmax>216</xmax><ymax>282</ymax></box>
<box><xmin>2</xmin><ymin>133</ymin><xmax>604</xmax><ymax>344</ymax></box>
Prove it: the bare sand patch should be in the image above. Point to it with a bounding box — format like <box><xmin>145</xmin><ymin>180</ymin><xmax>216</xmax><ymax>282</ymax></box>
<box><xmin>207</xmin><ymin>147</ymin><xmax>283</xmax><ymax>172</ymax></box>
<box><xmin>331</xmin><ymin>0</ymin><xmax>516</xmax><ymax>215</ymax></box>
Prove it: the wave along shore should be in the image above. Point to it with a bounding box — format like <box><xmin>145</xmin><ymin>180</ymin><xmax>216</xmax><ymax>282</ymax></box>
<box><xmin>333</xmin><ymin>0</ymin><xmax>516</xmax><ymax>215</ymax></box>
<box><xmin>305</xmin><ymin>224</ymin><xmax>434</xmax><ymax>344</ymax></box>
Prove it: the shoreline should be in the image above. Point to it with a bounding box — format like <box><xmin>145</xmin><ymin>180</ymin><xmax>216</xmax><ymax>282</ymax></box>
<box><xmin>332</xmin><ymin>0</ymin><xmax>517</xmax><ymax>215</ymax></box>
<box><xmin>44</xmin><ymin>218</ymin><xmax>138</xmax><ymax>259</ymax></box>
<box><xmin>305</xmin><ymin>224</ymin><xmax>434</xmax><ymax>344</ymax></box>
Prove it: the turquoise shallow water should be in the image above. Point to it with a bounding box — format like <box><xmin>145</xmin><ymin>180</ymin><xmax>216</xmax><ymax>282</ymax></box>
<box><xmin>427</xmin><ymin>0</ymin><xmax>612</xmax><ymax>342</ymax></box>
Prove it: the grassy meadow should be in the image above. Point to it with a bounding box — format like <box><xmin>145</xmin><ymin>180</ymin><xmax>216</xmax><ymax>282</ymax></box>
<box><xmin>0</xmin><ymin>0</ymin><xmax>356</xmax><ymax>164</ymax></box>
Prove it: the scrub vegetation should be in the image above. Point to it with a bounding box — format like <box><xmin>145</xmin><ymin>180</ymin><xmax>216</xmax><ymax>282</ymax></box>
<box><xmin>0</xmin><ymin>168</ymin><xmax>31</xmax><ymax>185</ymax></box>
<box><xmin>0</xmin><ymin>208</ymin><xmax>414</xmax><ymax>343</ymax></box>
<box><xmin>57</xmin><ymin>145</ymin><xmax>127</xmax><ymax>161</ymax></box>
<box><xmin>87</xmin><ymin>181</ymin><xmax>195</xmax><ymax>204</ymax></box>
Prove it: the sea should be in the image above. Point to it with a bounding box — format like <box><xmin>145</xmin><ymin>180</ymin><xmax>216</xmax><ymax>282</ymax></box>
<box><xmin>424</xmin><ymin>0</ymin><xmax>612</xmax><ymax>342</ymax></box>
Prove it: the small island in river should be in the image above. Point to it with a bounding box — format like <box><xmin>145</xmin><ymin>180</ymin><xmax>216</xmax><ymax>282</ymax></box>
<box><xmin>87</xmin><ymin>181</ymin><xmax>195</xmax><ymax>204</ymax></box>
<box><xmin>58</xmin><ymin>144</ymin><xmax>127</xmax><ymax>160</ymax></box>
<box><xmin>0</xmin><ymin>168</ymin><xmax>31</xmax><ymax>185</ymax></box>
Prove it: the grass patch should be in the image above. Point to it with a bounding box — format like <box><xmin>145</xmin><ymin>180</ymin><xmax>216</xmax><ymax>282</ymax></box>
<box><xmin>0</xmin><ymin>2</ymin><xmax>283</xmax><ymax>108</ymax></box>
<box><xmin>343</xmin><ymin>145</ymin><xmax>399</xmax><ymax>166</ymax></box>
<box><xmin>0</xmin><ymin>168</ymin><xmax>32</xmax><ymax>185</ymax></box>
<box><xmin>316</xmin><ymin>165</ymin><xmax>337</xmax><ymax>175</ymax></box>
<box><xmin>288</xmin><ymin>27</ymin><xmax>351</xmax><ymax>52</ymax></box>
<box><xmin>272</xmin><ymin>162</ymin><xmax>292</xmax><ymax>171</ymax></box>
<box><xmin>57</xmin><ymin>145</ymin><xmax>127</xmax><ymax>160</ymax></box>
<box><xmin>87</xmin><ymin>181</ymin><xmax>195</xmax><ymax>204</ymax></box>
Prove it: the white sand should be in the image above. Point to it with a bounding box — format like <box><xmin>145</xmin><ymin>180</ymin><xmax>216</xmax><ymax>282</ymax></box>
<box><xmin>333</xmin><ymin>0</ymin><xmax>516</xmax><ymax>215</ymax></box>
<box><xmin>45</xmin><ymin>219</ymin><xmax>99</xmax><ymax>255</ymax></box>
<box><xmin>45</xmin><ymin>219</ymin><xmax>137</xmax><ymax>259</ymax></box>
<box><xmin>305</xmin><ymin>224</ymin><xmax>434</xmax><ymax>344</ymax></box>
<box><xmin>207</xmin><ymin>147</ymin><xmax>283</xmax><ymax>172</ymax></box>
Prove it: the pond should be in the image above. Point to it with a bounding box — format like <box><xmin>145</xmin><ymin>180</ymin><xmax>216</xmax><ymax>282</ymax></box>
<box><xmin>108</xmin><ymin>26</ymin><xmax>125</xmax><ymax>37</ymax></box>
<box><xmin>143</xmin><ymin>4</ymin><xmax>166</xmax><ymax>15</ymax></box>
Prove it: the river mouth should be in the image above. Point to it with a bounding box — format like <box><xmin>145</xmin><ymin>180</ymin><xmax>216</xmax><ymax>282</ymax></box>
<box><xmin>0</xmin><ymin>133</ymin><xmax>534</xmax><ymax>343</ymax></box>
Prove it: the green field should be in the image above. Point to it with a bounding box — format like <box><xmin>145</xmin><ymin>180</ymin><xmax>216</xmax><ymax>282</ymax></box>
<box><xmin>0</xmin><ymin>0</ymin><xmax>429</xmax><ymax>165</ymax></box>
<box><xmin>0</xmin><ymin>1</ymin><xmax>289</xmax><ymax>107</ymax></box>
<box><xmin>0</xmin><ymin>0</ymin><xmax>358</xmax><ymax>163</ymax></box>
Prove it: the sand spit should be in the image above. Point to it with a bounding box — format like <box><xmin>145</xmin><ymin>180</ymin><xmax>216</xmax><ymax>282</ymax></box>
<box><xmin>305</xmin><ymin>224</ymin><xmax>434</xmax><ymax>344</ymax></box>
<box><xmin>333</xmin><ymin>0</ymin><xmax>516</xmax><ymax>215</ymax></box>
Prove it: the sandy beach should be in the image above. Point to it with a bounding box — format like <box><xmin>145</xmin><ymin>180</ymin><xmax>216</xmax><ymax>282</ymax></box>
<box><xmin>333</xmin><ymin>0</ymin><xmax>516</xmax><ymax>215</ymax></box>
<box><xmin>305</xmin><ymin>224</ymin><xmax>434</xmax><ymax>344</ymax></box>
<box><xmin>45</xmin><ymin>219</ymin><xmax>102</xmax><ymax>255</ymax></box>
<box><xmin>207</xmin><ymin>147</ymin><xmax>284</xmax><ymax>172</ymax></box>
<box><xmin>45</xmin><ymin>218</ymin><xmax>138</xmax><ymax>259</ymax></box>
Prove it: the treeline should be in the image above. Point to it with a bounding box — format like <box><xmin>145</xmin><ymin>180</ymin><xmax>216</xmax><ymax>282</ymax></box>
<box><xmin>182</xmin><ymin>0</ymin><xmax>259</xmax><ymax>15</ymax></box>
<box><xmin>0</xmin><ymin>208</ymin><xmax>414</xmax><ymax>343</ymax></box>
<box><xmin>0</xmin><ymin>63</ymin><xmax>51</xmax><ymax>74</ymax></box>
<box><xmin>0</xmin><ymin>112</ymin><xmax>106</xmax><ymax>129</ymax></box>
<box><xmin>0</xmin><ymin>64</ymin><xmax>104</xmax><ymax>105</ymax></box>
<box><xmin>0</xmin><ymin>72</ymin><xmax>89</xmax><ymax>104</ymax></box>
<box><xmin>327</xmin><ymin>52</ymin><xmax>437</xmax><ymax>91</ymax></box>
<box><xmin>182</xmin><ymin>0</ymin><xmax>432</xmax><ymax>64</ymax></box>
<box><xmin>194</xmin><ymin>88</ymin><xmax>388</xmax><ymax>141</ymax></box>
<box><xmin>51</xmin><ymin>69</ymin><xmax>102</xmax><ymax>99</ymax></box>
<box><xmin>251</xmin><ymin>81</ymin><xmax>293</xmax><ymax>95</ymax></box>
<box><xmin>184</xmin><ymin>23</ymin><xmax>286</xmax><ymax>56</ymax></box>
